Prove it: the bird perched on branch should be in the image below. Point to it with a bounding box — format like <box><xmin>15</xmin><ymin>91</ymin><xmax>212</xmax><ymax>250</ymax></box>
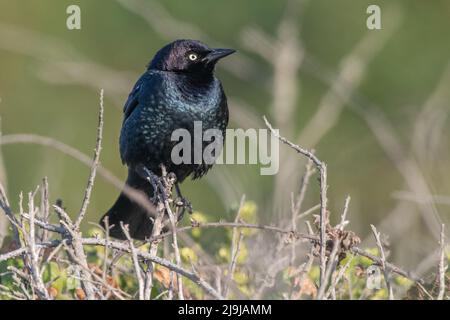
<box><xmin>100</xmin><ymin>40</ymin><xmax>235</xmax><ymax>240</ymax></box>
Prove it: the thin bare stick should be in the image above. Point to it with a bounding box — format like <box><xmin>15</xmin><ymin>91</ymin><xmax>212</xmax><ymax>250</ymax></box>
<box><xmin>168</xmin><ymin>256</ymin><xmax>175</xmax><ymax>300</ymax></box>
<box><xmin>317</xmin><ymin>196</ymin><xmax>351</xmax><ymax>299</ymax></box>
<box><xmin>370</xmin><ymin>225</ymin><xmax>394</xmax><ymax>300</ymax></box>
<box><xmin>325</xmin><ymin>255</ymin><xmax>354</xmax><ymax>300</ymax></box>
<box><xmin>296</xmin><ymin>204</ymin><xmax>321</xmax><ymax>221</ymax></box>
<box><xmin>0</xmin><ymin>181</ymin><xmax>21</xmax><ymax>245</ymax></box>
<box><xmin>350</xmin><ymin>246</ymin><xmax>421</xmax><ymax>283</ymax></box>
<box><xmin>318</xmin><ymin>165</ymin><xmax>328</xmax><ymax>285</ymax></box>
<box><xmin>290</xmin><ymin>161</ymin><xmax>314</xmax><ymax>266</ymax></box>
<box><xmin>26</xmin><ymin>190</ymin><xmax>49</xmax><ymax>300</ymax></box>
<box><xmin>39</xmin><ymin>177</ymin><xmax>50</xmax><ymax>243</ymax></box>
<box><xmin>165</xmin><ymin>198</ymin><xmax>184</xmax><ymax>300</ymax></box>
<box><xmin>40</xmin><ymin>242</ymin><xmax>64</xmax><ymax>277</ymax></box>
<box><xmin>223</xmin><ymin>195</ymin><xmax>245</xmax><ymax>298</ymax></box>
<box><xmin>437</xmin><ymin>224</ymin><xmax>447</xmax><ymax>300</ymax></box>
<box><xmin>290</xmin><ymin>246</ymin><xmax>315</xmax><ymax>300</ymax></box>
<box><xmin>264</xmin><ymin>116</ymin><xmax>328</xmax><ymax>287</ymax></box>
<box><xmin>143</xmin><ymin>171</ymin><xmax>167</xmax><ymax>300</ymax></box>
<box><xmin>224</xmin><ymin>232</ymin><xmax>244</xmax><ymax>299</ymax></box>
<box><xmin>75</xmin><ymin>88</ymin><xmax>104</xmax><ymax>228</ymax></box>
<box><xmin>121</xmin><ymin>223</ymin><xmax>145</xmax><ymax>300</ymax></box>
<box><xmin>291</xmin><ymin>161</ymin><xmax>314</xmax><ymax>225</ymax></box>
<box><xmin>102</xmin><ymin>217</ymin><xmax>110</xmax><ymax>282</ymax></box>
<box><xmin>264</xmin><ymin>116</ymin><xmax>322</xmax><ymax>167</ymax></box>
<box><xmin>18</xmin><ymin>214</ymin><xmax>319</xmax><ymax>245</ymax></box>
<box><xmin>59</xmin><ymin>207</ymin><xmax>96</xmax><ymax>300</ymax></box>
<box><xmin>337</xmin><ymin>196</ymin><xmax>351</xmax><ymax>231</ymax></box>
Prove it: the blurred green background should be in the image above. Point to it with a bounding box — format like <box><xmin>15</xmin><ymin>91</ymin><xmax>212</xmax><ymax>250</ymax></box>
<box><xmin>0</xmin><ymin>0</ymin><xmax>449</xmax><ymax>268</ymax></box>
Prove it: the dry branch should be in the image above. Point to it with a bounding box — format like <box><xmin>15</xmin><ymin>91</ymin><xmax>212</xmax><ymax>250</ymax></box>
<box><xmin>437</xmin><ymin>224</ymin><xmax>447</xmax><ymax>300</ymax></box>
<box><xmin>75</xmin><ymin>88</ymin><xmax>104</xmax><ymax>229</ymax></box>
<box><xmin>370</xmin><ymin>225</ymin><xmax>394</xmax><ymax>300</ymax></box>
<box><xmin>264</xmin><ymin>116</ymin><xmax>328</xmax><ymax>290</ymax></box>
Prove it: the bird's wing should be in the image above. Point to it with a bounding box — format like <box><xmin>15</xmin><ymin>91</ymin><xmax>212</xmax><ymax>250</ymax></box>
<box><xmin>123</xmin><ymin>79</ymin><xmax>142</xmax><ymax>122</ymax></box>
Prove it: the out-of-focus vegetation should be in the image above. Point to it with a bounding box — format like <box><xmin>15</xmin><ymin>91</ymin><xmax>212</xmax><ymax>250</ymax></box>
<box><xmin>0</xmin><ymin>0</ymin><xmax>450</xmax><ymax>299</ymax></box>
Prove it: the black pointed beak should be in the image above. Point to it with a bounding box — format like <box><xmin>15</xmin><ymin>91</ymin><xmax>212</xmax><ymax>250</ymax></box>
<box><xmin>204</xmin><ymin>48</ymin><xmax>236</xmax><ymax>64</ymax></box>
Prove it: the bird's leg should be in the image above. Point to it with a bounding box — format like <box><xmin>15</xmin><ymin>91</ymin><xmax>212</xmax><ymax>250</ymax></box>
<box><xmin>134</xmin><ymin>164</ymin><xmax>165</xmax><ymax>203</ymax></box>
<box><xmin>174</xmin><ymin>183</ymin><xmax>193</xmax><ymax>222</ymax></box>
<box><xmin>159</xmin><ymin>165</ymin><xmax>177</xmax><ymax>203</ymax></box>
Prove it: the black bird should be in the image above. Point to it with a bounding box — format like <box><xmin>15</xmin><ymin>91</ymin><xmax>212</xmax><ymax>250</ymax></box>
<box><xmin>100</xmin><ymin>40</ymin><xmax>235</xmax><ymax>240</ymax></box>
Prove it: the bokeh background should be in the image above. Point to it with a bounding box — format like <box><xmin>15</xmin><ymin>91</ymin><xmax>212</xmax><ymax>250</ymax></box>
<box><xmin>0</xmin><ymin>0</ymin><xmax>449</xmax><ymax>275</ymax></box>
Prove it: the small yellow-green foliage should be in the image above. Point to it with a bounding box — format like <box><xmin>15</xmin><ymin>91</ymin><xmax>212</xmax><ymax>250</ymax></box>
<box><xmin>296</xmin><ymin>249</ymin><xmax>421</xmax><ymax>300</ymax></box>
<box><xmin>86</xmin><ymin>227</ymin><xmax>103</xmax><ymax>238</ymax></box>
<box><xmin>360</xmin><ymin>248</ymin><xmax>379</xmax><ymax>267</ymax></box>
<box><xmin>217</xmin><ymin>241</ymin><xmax>248</xmax><ymax>265</ymax></box>
<box><xmin>394</xmin><ymin>275</ymin><xmax>413</xmax><ymax>287</ymax></box>
<box><xmin>233</xmin><ymin>270</ymin><xmax>249</xmax><ymax>286</ymax></box>
<box><xmin>308</xmin><ymin>265</ymin><xmax>320</xmax><ymax>283</ymax></box>
<box><xmin>190</xmin><ymin>211</ymin><xmax>208</xmax><ymax>238</ymax></box>
<box><xmin>180</xmin><ymin>247</ymin><xmax>198</xmax><ymax>264</ymax></box>
<box><xmin>218</xmin><ymin>246</ymin><xmax>231</xmax><ymax>263</ymax></box>
<box><xmin>236</xmin><ymin>242</ymin><xmax>249</xmax><ymax>265</ymax></box>
<box><xmin>42</xmin><ymin>262</ymin><xmax>67</xmax><ymax>298</ymax></box>
<box><xmin>239</xmin><ymin>201</ymin><xmax>258</xmax><ymax>236</ymax></box>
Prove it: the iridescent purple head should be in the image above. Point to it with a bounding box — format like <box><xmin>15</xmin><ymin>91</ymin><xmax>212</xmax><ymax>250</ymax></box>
<box><xmin>148</xmin><ymin>39</ymin><xmax>235</xmax><ymax>74</ymax></box>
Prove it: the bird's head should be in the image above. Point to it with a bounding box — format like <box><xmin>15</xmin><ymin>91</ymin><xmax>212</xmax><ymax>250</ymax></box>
<box><xmin>148</xmin><ymin>39</ymin><xmax>235</xmax><ymax>74</ymax></box>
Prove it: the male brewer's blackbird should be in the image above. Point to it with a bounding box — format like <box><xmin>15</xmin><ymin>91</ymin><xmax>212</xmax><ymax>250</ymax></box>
<box><xmin>100</xmin><ymin>40</ymin><xmax>235</xmax><ymax>240</ymax></box>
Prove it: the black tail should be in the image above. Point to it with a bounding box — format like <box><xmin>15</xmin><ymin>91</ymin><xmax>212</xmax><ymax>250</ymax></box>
<box><xmin>100</xmin><ymin>169</ymin><xmax>154</xmax><ymax>240</ymax></box>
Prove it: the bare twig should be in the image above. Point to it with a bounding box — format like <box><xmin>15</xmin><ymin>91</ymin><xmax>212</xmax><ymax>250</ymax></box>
<box><xmin>317</xmin><ymin>196</ymin><xmax>351</xmax><ymax>300</ymax></box>
<box><xmin>143</xmin><ymin>166</ymin><xmax>172</xmax><ymax>300</ymax></box>
<box><xmin>26</xmin><ymin>190</ymin><xmax>49</xmax><ymax>300</ymax></box>
<box><xmin>75</xmin><ymin>88</ymin><xmax>104</xmax><ymax>228</ymax></box>
<box><xmin>370</xmin><ymin>225</ymin><xmax>394</xmax><ymax>300</ymax></box>
<box><xmin>223</xmin><ymin>195</ymin><xmax>245</xmax><ymax>298</ymax></box>
<box><xmin>39</xmin><ymin>177</ymin><xmax>50</xmax><ymax>243</ymax></box>
<box><xmin>325</xmin><ymin>255</ymin><xmax>354</xmax><ymax>300</ymax></box>
<box><xmin>264</xmin><ymin>116</ymin><xmax>328</xmax><ymax>288</ymax></box>
<box><xmin>296</xmin><ymin>204</ymin><xmax>321</xmax><ymax>222</ymax></box>
<box><xmin>121</xmin><ymin>222</ymin><xmax>145</xmax><ymax>300</ymax></box>
<box><xmin>102</xmin><ymin>217</ymin><xmax>110</xmax><ymax>282</ymax></box>
<box><xmin>63</xmin><ymin>213</ymin><xmax>96</xmax><ymax>300</ymax></box>
<box><xmin>350</xmin><ymin>246</ymin><xmax>421</xmax><ymax>284</ymax></box>
<box><xmin>224</xmin><ymin>232</ymin><xmax>244</xmax><ymax>299</ymax></box>
<box><xmin>0</xmin><ymin>181</ymin><xmax>21</xmax><ymax>246</ymax></box>
<box><xmin>437</xmin><ymin>224</ymin><xmax>447</xmax><ymax>300</ymax></box>
<box><xmin>165</xmin><ymin>194</ymin><xmax>184</xmax><ymax>300</ymax></box>
<box><xmin>290</xmin><ymin>161</ymin><xmax>314</xmax><ymax>266</ymax></box>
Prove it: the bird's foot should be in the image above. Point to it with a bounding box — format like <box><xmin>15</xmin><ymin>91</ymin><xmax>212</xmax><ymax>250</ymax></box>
<box><xmin>173</xmin><ymin>197</ymin><xmax>192</xmax><ymax>223</ymax></box>
<box><xmin>174</xmin><ymin>183</ymin><xmax>193</xmax><ymax>222</ymax></box>
<box><xmin>175</xmin><ymin>183</ymin><xmax>193</xmax><ymax>214</ymax></box>
<box><xmin>135</xmin><ymin>164</ymin><xmax>166</xmax><ymax>203</ymax></box>
<box><xmin>175</xmin><ymin>197</ymin><xmax>193</xmax><ymax>213</ymax></box>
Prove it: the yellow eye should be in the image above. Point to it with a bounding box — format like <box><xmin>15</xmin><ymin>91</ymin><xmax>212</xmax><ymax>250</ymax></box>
<box><xmin>188</xmin><ymin>53</ymin><xmax>198</xmax><ymax>61</ymax></box>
